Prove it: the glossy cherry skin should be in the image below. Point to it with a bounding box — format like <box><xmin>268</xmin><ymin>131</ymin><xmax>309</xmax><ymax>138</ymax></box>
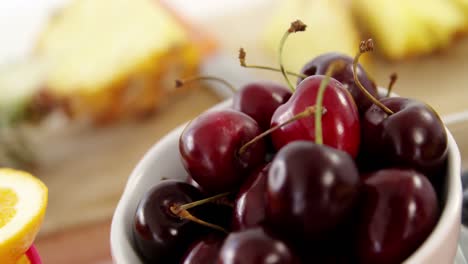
<box><xmin>180</xmin><ymin>109</ymin><xmax>266</xmax><ymax>193</ymax></box>
<box><xmin>233</xmin><ymin>81</ymin><xmax>291</xmax><ymax>130</ymax></box>
<box><xmin>217</xmin><ymin>227</ymin><xmax>299</xmax><ymax>264</ymax></box>
<box><xmin>266</xmin><ymin>141</ymin><xmax>360</xmax><ymax>240</ymax></box>
<box><xmin>361</xmin><ymin>97</ymin><xmax>448</xmax><ymax>178</ymax></box>
<box><xmin>357</xmin><ymin>169</ymin><xmax>439</xmax><ymax>264</ymax></box>
<box><xmin>271</xmin><ymin>75</ymin><xmax>360</xmax><ymax>158</ymax></box>
<box><xmin>132</xmin><ymin>180</ymin><xmax>206</xmax><ymax>263</ymax></box>
<box><xmin>232</xmin><ymin>163</ymin><xmax>270</xmax><ymax>230</ymax></box>
<box><xmin>186</xmin><ymin>175</ymin><xmax>202</xmax><ymax>192</ymax></box>
<box><xmin>182</xmin><ymin>234</ymin><xmax>225</xmax><ymax>264</ymax></box>
<box><xmin>297</xmin><ymin>52</ymin><xmax>378</xmax><ymax>114</ymax></box>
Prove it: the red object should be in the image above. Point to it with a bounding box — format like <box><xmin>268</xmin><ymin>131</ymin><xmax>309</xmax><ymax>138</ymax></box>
<box><xmin>179</xmin><ymin>110</ymin><xmax>266</xmax><ymax>193</ymax></box>
<box><xmin>26</xmin><ymin>245</ymin><xmax>42</xmax><ymax>264</ymax></box>
<box><xmin>271</xmin><ymin>76</ymin><xmax>360</xmax><ymax>158</ymax></box>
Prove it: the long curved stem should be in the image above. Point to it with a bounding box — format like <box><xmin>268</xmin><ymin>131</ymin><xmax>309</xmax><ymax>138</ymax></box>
<box><xmin>170</xmin><ymin>205</ymin><xmax>228</xmax><ymax>234</ymax></box>
<box><xmin>278</xmin><ymin>33</ymin><xmax>295</xmax><ymax>92</ymax></box>
<box><xmin>315</xmin><ymin>61</ymin><xmax>345</xmax><ymax>145</ymax></box>
<box><xmin>386</xmin><ymin>73</ymin><xmax>398</xmax><ymax>98</ymax></box>
<box><xmin>243</xmin><ymin>64</ymin><xmax>307</xmax><ymax>78</ymax></box>
<box><xmin>239</xmin><ymin>48</ymin><xmax>307</xmax><ymax>78</ymax></box>
<box><xmin>278</xmin><ymin>20</ymin><xmax>307</xmax><ymax>92</ymax></box>
<box><xmin>352</xmin><ymin>39</ymin><xmax>394</xmax><ymax>115</ymax></box>
<box><xmin>175</xmin><ymin>76</ymin><xmax>237</xmax><ymax>94</ymax></box>
<box><xmin>238</xmin><ymin>106</ymin><xmax>322</xmax><ymax>155</ymax></box>
<box><xmin>178</xmin><ymin>192</ymin><xmax>231</xmax><ymax>211</ymax></box>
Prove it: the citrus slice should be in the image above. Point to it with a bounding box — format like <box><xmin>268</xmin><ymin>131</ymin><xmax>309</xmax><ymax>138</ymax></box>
<box><xmin>0</xmin><ymin>169</ymin><xmax>47</xmax><ymax>264</ymax></box>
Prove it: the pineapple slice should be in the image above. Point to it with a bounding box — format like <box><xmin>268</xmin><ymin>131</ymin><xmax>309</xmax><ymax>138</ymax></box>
<box><xmin>35</xmin><ymin>0</ymin><xmax>212</xmax><ymax>123</ymax></box>
<box><xmin>352</xmin><ymin>0</ymin><xmax>467</xmax><ymax>60</ymax></box>
<box><xmin>264</xmin><ymin>0</ymin><xmax>362</xmax><ymax>73</ymax></box>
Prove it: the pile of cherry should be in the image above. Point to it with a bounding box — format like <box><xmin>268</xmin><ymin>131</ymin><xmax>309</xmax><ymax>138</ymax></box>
<box><xmin>131</xmin><ymin>22</ymin><xmax>448</xmax><ymax>264</ymax></box>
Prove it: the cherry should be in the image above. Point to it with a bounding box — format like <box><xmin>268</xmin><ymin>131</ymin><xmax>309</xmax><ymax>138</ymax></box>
<box><xmin>294</xmin><ymin>210</ymin><xmax>360</xmax><ymax>264</ymax></box>
<box><xmin>186</xmin><ymin>175</ymin><xmax>202</xmax><ymax>191</ymax></box>
<box><xmin>232</xmin><ymin>163</ymin><xmax>269</xmax><ymax>230</ymax></box>
<box><xmin>265</xmin><ymin>141</ymin><xmax>360</xmax><ymax>241</ymax></box>
<box><xmin>270</xmin><ymin>75</ymin><xmax>360</xmax><ymax>157</ymax></box>
<box><xmin>266</xmin><ymin>62</ymin><xmax>360</xmax><ymax>241</ymax></box>
<box><xmin>195</xmin><ymin>197</ymin><xmax>235</xmax><ymax>231</ymax></box>
<box><xmin>297</xmin><ymin>52</ymin><xmax>378</xmax><ymax>114</ymax></box>
<box><xmin>217</xmin><ymin>227</ymin><xmax>299</xmax><ymax>264</ymax></box>
<box><xmin>361</xmin><ymin>97</ymin><xmax>448</xmax><ymax>177</ymax></box>
<box><xmin>233</xmin><ymin>81</ymin><xmax>291</xmax><ymax>131</ymax></box>
<box><xmin>357</xmin><ymin>169</ymin><xmax>439</xmax><ymax>264</ymax></box>
<box><xmin>347</xmin><ymin>39</ymin><xmax>448</xmax><ymax>179</ymax></box>
<box><xmin>132</xmin><ymin>180</ymin><xmax>207</xmax><ymax>263</ymax></box>
<box><xmin>180</xmin><ymin>109</ymin><xmax>266</xmax><ymax>193</ymax></box>
<box><xmin>181</xmin><ymin>234</ymin><xmax>225</xmax><ymax>264</ymax></box>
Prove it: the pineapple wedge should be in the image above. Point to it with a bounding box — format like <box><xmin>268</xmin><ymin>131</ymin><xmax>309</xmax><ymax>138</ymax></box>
<box><xmin>352</xmin><ymin>0</ymin><xmax>467</xmax><ymax>60</ymax></box>
<box><xmin>264</xmin><ymin>0</ymin><xmax>362</xmax><ymax>73</ymax></box>
<box><xmin>35</xmin><ymin>0</ymin><xmax>213</xmax><ymax>123</ymax></box>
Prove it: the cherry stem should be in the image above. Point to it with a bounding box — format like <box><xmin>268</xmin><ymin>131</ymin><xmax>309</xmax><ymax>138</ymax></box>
<box><xmin>352</xmin><ymin>39</ymin><xmax>394</xmax><ymax>115</ymax></box>
<box><xmin>238</xmin><ymin>105</ymin><xmax>323</xmax><ymax>155</ymax></box>
<box><xmin>239</xmin><ymin>48</ymin><xmax>307</xmax><ymax>79</ymax></box>
<box><xmin>212</xmin><ymin>196</ymin><xmax>234</xmax><ymax>207</ymax></box>
<box><xmin>386</xmin><ymin>73</ymin><xmax>398</xmax><ymax>98</ymax></box>
<box><xmin>314</xmin><ymin>61</ymin><xmax>346</xmax><ymax>145</ymax></box>
<box><xmin>175</xmin><ymin>76</ymin><xmax>236</xmax><ymax>94</ymax></box>
<box><xmin>278</xmin><ymin>20</ymin><xmax>307</xmax><ymax>92</ymax></box>
<box><xmin>178</xmin><ymin>192</ymin><xmax>231</xmax><ymax>211</ymax></box>
<box><xmin>170</xmin><ymin>205</ymin><xmax>228</xmax><ymax>234</ymax></box>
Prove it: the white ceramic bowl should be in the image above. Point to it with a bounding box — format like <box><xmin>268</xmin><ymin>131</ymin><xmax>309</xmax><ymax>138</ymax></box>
<box><xmin>110</xmin><ymin>99</ymin><xmax>462</xmax><ymax>264</ymax></box>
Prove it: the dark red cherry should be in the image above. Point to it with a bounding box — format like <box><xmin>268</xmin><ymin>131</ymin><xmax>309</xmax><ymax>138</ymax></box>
<box><xmin>217</xmin><ymin>227</ymin><xmax>299</xmax><ymax>264</ymax></box>
<box><xmin>186</xmin><ymin>175</ymin><xmax>202</xmax><ymax>192</ymax></box>
<box><xmin>132</xmin><ymin>180</ymin><xmax>206</xmax><ymax>263</ymax></box>
<box><xmin>266</xmin><ymin>141</ymin><xmax>360</xmax><ymax>240</ymax></box>
<box><xmin>297</xmin><ymin>52</ymin><xmax>378</xmax><ymax>114</ymax></box>
<box><xmin>271</xmin><ymin>76</ymin><xmax>360</xmax><ymax>158</ymax></box>
<box><xmin>232</xmin><ymin>163</ymin><xmax>269</xmax><ymax>230</ymax></box>
<box><xmin>361</xmin><ymin>97</ymin><xmax>448</xmax><ymax>178</ymax></box>
<box><xmin>182</xmin><ymin>234</ymin><xmax>225</xmax><ymax>264</ymax></box>
<box><xmin>180</xmin><ymin>109</ymin><xmax>266</xmax><ymax>193</ymax></box>
<box><xmin>195</xmin><ymin>200</ymin><xmax>234</xmax><ymax>231</ymax></box>
<box><xmin>357</xmin><ymin>169</ymin><xmax>439</xmax><ymax>264</ymax></box>
<box><xmin>233</xmin><ymin>81</ymin><xmax>291</xmax><ymax>130</ymax></box>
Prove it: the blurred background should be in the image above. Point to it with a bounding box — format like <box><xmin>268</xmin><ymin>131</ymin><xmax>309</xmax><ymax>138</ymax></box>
<box><xmin>1</xmin><ymin>0</ymin><xmax>468</xmax><ymax>263</ymax></box>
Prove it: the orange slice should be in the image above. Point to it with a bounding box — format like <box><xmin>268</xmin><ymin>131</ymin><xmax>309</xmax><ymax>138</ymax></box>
<box><xmin>0</xmin><ymin>169</ymin><xmax>47</xmax><ymax>264</ymax></box>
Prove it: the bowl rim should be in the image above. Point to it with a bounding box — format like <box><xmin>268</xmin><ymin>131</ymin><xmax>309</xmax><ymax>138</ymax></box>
<box><xmin>110</xmin><ymin>97</ymin><xmax>462</xmax><ymax>263</ymax></box>
<box><xmin>404</xmin><ymin>127</ymin><xmax>461</xmax><ymax>263</ymax></box>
